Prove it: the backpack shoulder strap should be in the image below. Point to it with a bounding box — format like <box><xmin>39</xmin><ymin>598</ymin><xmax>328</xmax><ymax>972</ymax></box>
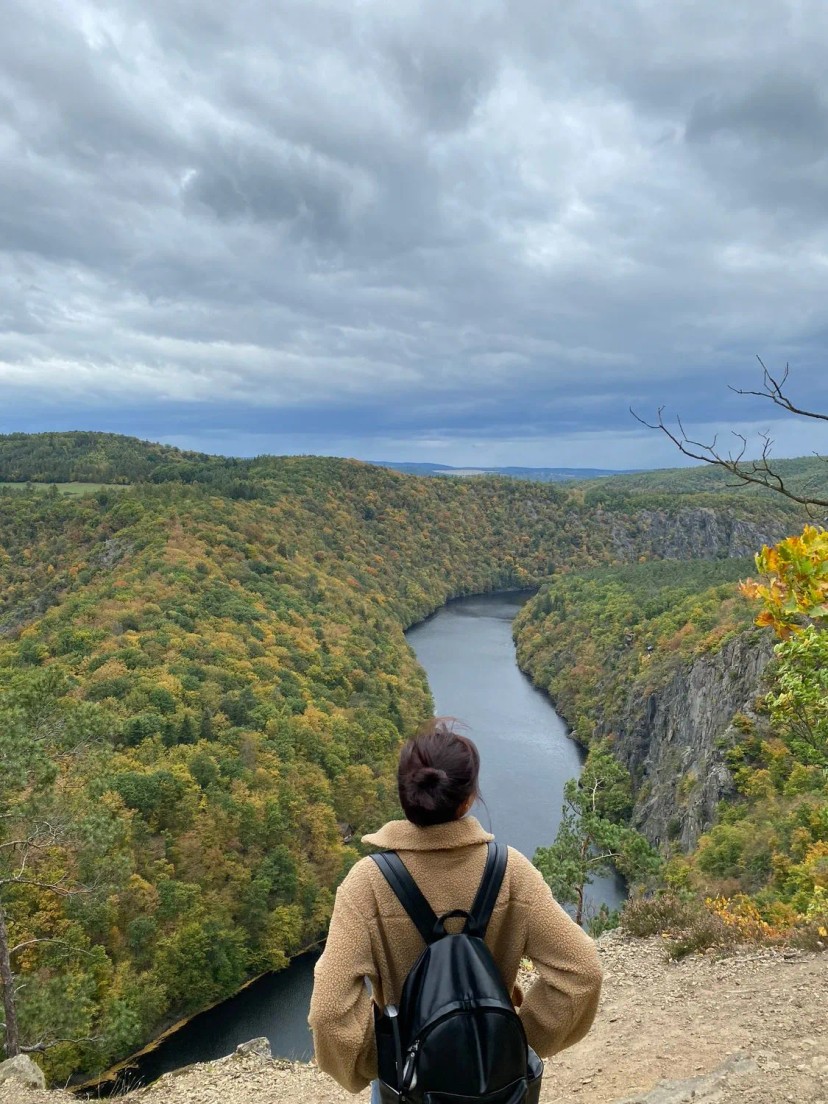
<box><xmin>467</xmin><ymin>841</ymin><xmax>508</xmax><ymax>939</ymax></box>
<box><xmin>369</xmin><ymin>851</ymin><xmax>440</xmax><ymax>946</ymax></box>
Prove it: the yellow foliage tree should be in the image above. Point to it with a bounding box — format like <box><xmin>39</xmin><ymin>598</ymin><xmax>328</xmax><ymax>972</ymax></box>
<box><xmin>740</xmin><ymin>525</ymin><xmax>828</xmax><ymax>637</ymax></box>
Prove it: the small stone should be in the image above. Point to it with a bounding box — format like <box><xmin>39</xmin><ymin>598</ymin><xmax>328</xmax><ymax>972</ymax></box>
<box><xmin>234</xmin><ymin>1037</ymin><xmax>272</xmax><ymax>1060</ymax></box>
<box><xmin>0</xmin><ymin>1054</ymin><xmax>46</xmax><ymax>1090</ymax></box>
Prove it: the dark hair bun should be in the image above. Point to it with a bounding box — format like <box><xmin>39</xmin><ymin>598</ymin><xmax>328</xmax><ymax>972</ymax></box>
<box><xmin>397</xmin><ymin>718</ymin><xmax>480</xmax><ymax>827</ymax></box>
<box><xmin>412</xmin><ymin>766</ymin><xmax>448</xmax><ymax>790</ymax></box>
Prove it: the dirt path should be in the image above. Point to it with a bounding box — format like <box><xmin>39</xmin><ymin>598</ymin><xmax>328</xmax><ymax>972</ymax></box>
<box><xmin>3</xmin><ymin>932</ymin><xmax>825</xmax><ymax>1104</ymax></box>
<box><xmin>551</xmin><ymin>931</ymin><xmax>826</xmax><ymax>1103</ymax></box>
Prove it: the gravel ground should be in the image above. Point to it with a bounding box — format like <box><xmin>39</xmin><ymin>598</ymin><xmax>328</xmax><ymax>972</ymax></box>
<box><xmin>3</xmin><ymin>932</ymin><xmax>825</xmax><ymax>1104</ymax></box>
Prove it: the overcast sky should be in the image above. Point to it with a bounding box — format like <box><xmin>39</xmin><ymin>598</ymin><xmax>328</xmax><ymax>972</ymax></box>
<box><xmin>2</xmin><ymin>0</ymin><xmax>828</xmax><ymax>468</ymax></box>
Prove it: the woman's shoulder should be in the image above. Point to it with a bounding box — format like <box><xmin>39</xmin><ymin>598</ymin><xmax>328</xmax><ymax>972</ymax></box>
<box><xmin>503</xmin><ymin>844</ymin><xmax>540</xmax><ymax>875</ymax></box>
<box><xmin>503</xmin><ymin>845</ymin><xmax>550</xmax><ymax>901</ymax></box>
<box><xmin>335</xmin><ymin>853</ymin><xmax>385</xmax><ymax>910</ymax></box>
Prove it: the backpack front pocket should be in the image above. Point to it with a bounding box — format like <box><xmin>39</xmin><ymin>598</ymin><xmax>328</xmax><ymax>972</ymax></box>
<box><xmin>423</xmin><ymin>1075</ymin><xmax>529</xmax><ymax>1104</ymax></box>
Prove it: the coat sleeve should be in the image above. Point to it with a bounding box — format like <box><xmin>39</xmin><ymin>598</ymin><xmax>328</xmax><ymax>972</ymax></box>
<box><xmin>516</xmin><ymin>859</ymin><xmax>603</xmax><ymax>1057</ymax></box>
<box><xmin>308</xmin><ymin>865</ymin><xmax>379</xmax><ymax>1093</ymax></box>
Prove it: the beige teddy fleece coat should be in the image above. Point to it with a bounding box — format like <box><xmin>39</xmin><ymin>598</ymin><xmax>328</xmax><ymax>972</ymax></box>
<box><xmin>308</xmin><ymin>816</ymin><xmax>603</xmax><ymax>1093</ymax></box>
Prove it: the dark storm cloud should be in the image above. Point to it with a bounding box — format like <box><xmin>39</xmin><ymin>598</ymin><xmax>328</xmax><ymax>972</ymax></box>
<box><xmin>1</xmin><ymin>0</ymin><xmax>827</xmax><ymax>466</ymax></box>
<box><xmin>686</xmin><ymin>75</ymin><xmax>828</xmax><ymax>149</ymax></box>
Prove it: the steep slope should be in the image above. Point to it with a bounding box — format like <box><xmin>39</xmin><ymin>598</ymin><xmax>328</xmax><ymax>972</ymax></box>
<box><xmin>514</xmin><ymin>548</ymin><xmax>828</xmax><ymax>951</ymax></box>
<box><xmin>608</xmin><ymin>629</ymin><xmax>773</xmax><ymax>850</ymax></box>
<box><xmin>513</xmin><ymin>560</ymin><xmax>788</xmax><ymax>849</ymax></box>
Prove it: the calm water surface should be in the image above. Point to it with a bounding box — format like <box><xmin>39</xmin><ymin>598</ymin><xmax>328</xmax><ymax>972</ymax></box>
<box><xmin>410</xmin><ymin>592</ymin><xmax>585</xmax><ymax>856</ymax></box>
<box><xmin>406</xmin><ymin>593</ymin><xmax>623</xmax><ymax>910</ymax></box>
<box><xmin>91</xmin><ymin>592</ymin><xmax>622</xmax><ymax>1094</ymax></box>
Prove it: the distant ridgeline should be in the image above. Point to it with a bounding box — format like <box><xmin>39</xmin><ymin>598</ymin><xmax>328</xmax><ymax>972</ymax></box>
<box><xmin>0</xmin><ymin>432</ymin><xmax>810</xmax><ymax>1084</ymax></box>
<box><xmin>371</xmin><ymin>460</ymin><xmax>630</xmax><ymax>481</ymax></box>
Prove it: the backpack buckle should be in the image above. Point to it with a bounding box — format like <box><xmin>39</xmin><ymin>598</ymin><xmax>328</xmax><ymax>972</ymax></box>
<box><xmin>434</xmin><ymin>908</ymin><xmax>479</xmax><ymax>938</ymax></box>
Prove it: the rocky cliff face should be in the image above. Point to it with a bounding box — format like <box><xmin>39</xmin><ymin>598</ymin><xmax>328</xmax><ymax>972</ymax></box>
<box><xmin>610</xmin><ymin>507</ymin><xmax>792</xmax><ymax>562</ymax></box>
<box><xmin>600</xmin><ymin>630</ymin><xmax>775</xmax><ymax>851</ymax></box>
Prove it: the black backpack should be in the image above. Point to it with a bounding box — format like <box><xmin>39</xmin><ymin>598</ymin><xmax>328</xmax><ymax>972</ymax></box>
<box><xmin>370</xmin><ymin>842</ymin><xmax>543</xmax><ymax>1104</ymax></box>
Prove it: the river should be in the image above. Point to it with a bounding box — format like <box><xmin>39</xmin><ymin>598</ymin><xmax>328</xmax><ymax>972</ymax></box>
<box><xmin>88</xmin><ymin>591</ymin><xmax>623</xmax><ymax>1094</ymax></box>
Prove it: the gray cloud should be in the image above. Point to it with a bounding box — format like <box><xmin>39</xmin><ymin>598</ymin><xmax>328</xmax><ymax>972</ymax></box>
<box><xmin>1</xmin><ymin>0</ymin><xmax>827</xmax><ymax>465</ymax></box>
<box><xmin>686</xmin><ymin>75</ymin><xmax>828</xmax><ymax>150</ymax></box>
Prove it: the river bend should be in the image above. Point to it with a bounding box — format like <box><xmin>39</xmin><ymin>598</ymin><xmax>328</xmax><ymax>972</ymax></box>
<box><xmin>90</xmin><ymin>592</ymin><xmax>623</xmax><ymax>1093</ymax></box>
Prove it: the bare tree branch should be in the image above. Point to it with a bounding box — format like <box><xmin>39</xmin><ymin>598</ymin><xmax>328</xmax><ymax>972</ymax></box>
<box><xmin>10</xmin><ymin>937</ymin><xmax>98</xmax><ymax>959</ymax></box>
<box><xmin>0</xmin><ymin>822</ymin><xmax>65</xmax><ymax>854</ymax></box>
<box><xmin>585</xmin><ymin>851</ymin><xmax>620</xmax><ymax>867</ymax></box>
<box><xmin>21</xmin><ymin>1033</ymin><xmax>102</xmax><ymax>1054</ymax></box>
<box><xmin>0</xmin><ymin>875</ymin><xmax>78</xmax><ymax>895</ymax></box>
<box><xmin>731</xmin><ymin>359</ymin><xmax>828</xmax><ymax>423</ymax></box>
<box><xmin>630</xmin><ymin>398</ymin><xmax>828</xmax><ymax>512</ymax></box>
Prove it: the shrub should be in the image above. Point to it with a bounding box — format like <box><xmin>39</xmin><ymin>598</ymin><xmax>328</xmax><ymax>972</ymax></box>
<box><xmin>789</xmin><ymin>918</ymin><xmax>828</xmax><ymax>953</ymax></box>
<box><xmin>620</xmin><ymin>892</ymin><xmax>705</xmax><ymax>937</ymax></box>
<box><xmin>667</xmin><ymin>909</ymin><xmax>734</xmax><ymax>960</ymax></box>
<box><xmin>621</xmin><ymin>891</ymin><xmax>737</xmax><ymax>959</ymax></box>
<box><xmin>621</xmin><ymin>890</ymin><xmax>803</xmax><ymax>960</ymax></box>
<box><xmin>587</xmin><ymin>905</ymin><xmax>620</xmax><ymax>938</ymax></box>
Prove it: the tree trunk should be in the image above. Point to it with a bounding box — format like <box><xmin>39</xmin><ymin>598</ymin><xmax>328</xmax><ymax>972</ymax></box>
<box><xmin>0</xmin><ymin>900</ymin><xmax>21</xmax><ymax>1058</ymax></box>
<box><xmin>575</xmin><ymin>832</ymin><xmax>590</xmax><ymax>927</ymax></box>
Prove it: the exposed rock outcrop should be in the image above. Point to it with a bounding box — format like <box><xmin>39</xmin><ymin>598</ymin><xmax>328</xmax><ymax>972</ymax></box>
<box><xmin>234</xmin><ymin>1037</ymin><xmax>272</xmax><ymax>1060</ymax></box>
<box><xmin>613</xmin><ymin>1054</ymin><xmax>760</xmax><ymax>1104</ymax></box>
<box><xmin>608</xmin><ymin>507</ymin><xmax>791</xmax><ymax>562</ymax></box>
<box><xmin>600</xmin><ymin>630</ymin><xmax>774</xmax><ymax>850</ymax></box>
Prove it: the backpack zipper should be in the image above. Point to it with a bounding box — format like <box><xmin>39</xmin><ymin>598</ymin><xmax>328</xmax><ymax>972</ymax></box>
<box><xmin>402</xmin><ymin>1040</ymin><xmax>419</xmax><ymax>1092</ymax></box>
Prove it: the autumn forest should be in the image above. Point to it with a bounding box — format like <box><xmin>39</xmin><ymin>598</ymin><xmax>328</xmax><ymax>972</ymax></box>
<box><xmin>0</xmin><ymin>432</ymin><xmax>824</xmax><ymax>1085</ymax></box>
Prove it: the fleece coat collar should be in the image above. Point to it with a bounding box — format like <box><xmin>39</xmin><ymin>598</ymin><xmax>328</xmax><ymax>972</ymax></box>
<box><xmin>361</xmin><ymin>815</ymin><xmax>494</xmax><ymax>852</ymax></box>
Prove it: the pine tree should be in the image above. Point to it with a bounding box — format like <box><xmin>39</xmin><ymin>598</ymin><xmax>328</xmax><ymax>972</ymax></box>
<box><xmin>534</xmin><ymin>743</ymin><xmax>659</xmax><ymax>926</ymax></box>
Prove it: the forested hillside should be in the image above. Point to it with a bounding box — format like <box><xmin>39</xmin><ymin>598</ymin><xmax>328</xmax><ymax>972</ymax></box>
<box><xmin>514</xmin><ymin>558</ymin><xmax>757</xmax><ymax>746</ymax></box>
<box><xmin>0</xmin><ymin>433</ymin><xmax>807</xmax><ymax>1084</ymax></box>
<box><xmin>0</xmin><ymin>432</ymin><xmax>211</xmax><ymax>485</ymax></box>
